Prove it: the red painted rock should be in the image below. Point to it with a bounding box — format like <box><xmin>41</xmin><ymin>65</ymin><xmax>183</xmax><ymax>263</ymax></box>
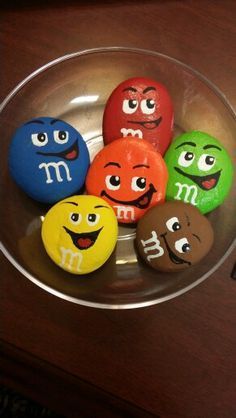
<box><xmin>103</xmin><ymin>77</ymin><xmax>174</xmax><ymax>155</ymax></box>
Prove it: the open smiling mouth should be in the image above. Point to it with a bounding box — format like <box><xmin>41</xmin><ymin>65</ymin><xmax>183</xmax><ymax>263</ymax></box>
<box><xmin>161</xmin><ymin>233</ymin><xmax>191</xmax><ymax>266</ymax></box>
<box><xmin>63</xmin><ymin>226</ymin><xmax>103</xmax><ymax>250</ymax></box>
<box><xmin>174</xmin><ymin>167</ymin><xmax>222</xmax><ymax>190</ymax></box>
<box><xmin>101</xmin><ymin>183</ymin><xmax>156</xmax><ymax>209</ymax></box>
<box><xmin>37</xmin><ymin>139</ymin><xmax>79</xmax><ymax>161</ymax></box>
<box><xmin>127</xmin><ymin>116</ymin><xmax>162</xmax><ymax>130</ymax></box>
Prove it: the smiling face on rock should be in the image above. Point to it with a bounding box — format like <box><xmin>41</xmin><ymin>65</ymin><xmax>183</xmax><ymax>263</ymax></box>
<box><xmin>136</xmin><ymin>200</ymin><xmax>214</xmax><ymax>272</ymax></box>
<box><xmin>41</xmin><ymin>195</ymin><xmax>118</xmax><ymax>274</ymax></box>
<box><xmin>86</xmin><ymin>137</ymin><xmax>168</xmax><ymax>224</ymax></box>
<box><xmin>102</xmin><ymin>77</ymin><xmax>174</xmax><ymax>155</ymax></box>
<box><xmin>8</xmin><ymin>117</ymin><xmax>90</xmax><ymax>203</ymax></box>
<box><xmin>164</xmin><ymin>131</ymin><xmax>234</xmax><ymax>214</ymax></box>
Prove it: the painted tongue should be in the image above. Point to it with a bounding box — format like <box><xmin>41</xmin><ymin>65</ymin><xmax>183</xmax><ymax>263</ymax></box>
<box><xmin>139</xmin><ymin>196</ymin><xmax>149</xmax><ymax>206</ymax></box>
<box><xmin>77</xmin><ymin>237</ymin><xmax>93</xmax><ymax>249</ymax></box>
<box><xmin>144</xmin><ymin>122</ymin><xmax>157</xmax><ymax>129</ymax></box>
<box><xmin>65</xmin><ymin>149</ymin><xmax>77</xmax><ymax>160</ymax></box>
<box><xmin>201</xmin><ymin>178</ymin><xmax>216</xmax><ymax>190</ymax></box>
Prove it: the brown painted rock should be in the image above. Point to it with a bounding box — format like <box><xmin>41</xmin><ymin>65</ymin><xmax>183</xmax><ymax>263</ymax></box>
<box><xmin>136</xmin><ymin>200</ymin><xmax>214</xmax><ymax>272</ymax></box>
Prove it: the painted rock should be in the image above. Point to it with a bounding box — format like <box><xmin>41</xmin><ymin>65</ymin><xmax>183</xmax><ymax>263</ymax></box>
<box><xmin>86</xmin><ymin>137</ymin><xmax>168</xmax><ymax>224</ymax></box>
<box><xmin>41</xmin><ymin>195</ymin><xmax>118</xmax><ymax>274</ymax></box>
<box><xmin>8</xmin><ymin>117</ymin><xmax>90</xmax><ymax>204</ymax></box>
<box><xmin>164</xmin><ymin>131</ymin><xmax>234</xmax><ymax>213</ymax></box>
<box><xmin>103</xmin><ymin>77</ymin><xmax>174</xmax><ymax>154</ymax></box>
<box><xmin>136</xmin><ymin>200</ymin><xmax>214</xmax><ymax>272</ymax></box>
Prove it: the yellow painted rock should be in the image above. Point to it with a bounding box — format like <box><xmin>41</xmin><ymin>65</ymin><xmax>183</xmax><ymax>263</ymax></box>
<box><xmin>42</xmin><ymin>195</ymin><xmax>118</xmax><ymax>274</ymax></box>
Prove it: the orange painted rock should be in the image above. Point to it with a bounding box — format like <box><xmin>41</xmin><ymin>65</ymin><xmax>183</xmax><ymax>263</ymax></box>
<box><xmin>86</xmin><ymin>137</ymin><xmax>168</xmax><ymax>224</ymax></box>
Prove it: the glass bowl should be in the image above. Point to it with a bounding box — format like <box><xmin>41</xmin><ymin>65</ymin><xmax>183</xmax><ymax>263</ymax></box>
<box><xmin>0</xmin><ymin>47</ymin><xmax>235</xmax><ymax>309</ymax></box>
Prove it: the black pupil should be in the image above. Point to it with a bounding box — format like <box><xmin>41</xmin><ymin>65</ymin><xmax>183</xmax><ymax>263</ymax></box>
<box><xmin>182</xmin><ymin>243</ymin><xmax>191</xmax><ymax>252</ymax></box>
<box><xmin>71</xmin><ymin>213</ymin><xmax>79</xmax><ymax>222</ymax></box>
<box><xmin>37</xmin><ymin>133</ymin><xmax>46</xmax><ymax>142</ymax></box>
<box><xmin>147</xmin><ymin>99</ymin><xmax>155</xmax><ymax>109</ymax></box>
<box><xmin>88</xmin><ymin>214</ymin><xmax>96</xmax><ymax>222</ymax></box>
<box><xmin>173</xmin><ymin>222</ymin><xmax>181</xmax><ymax>231</ymax></box>
<box><xmin>129</xmin><ymin>99</ymin><xmax>137</xmax><ymax>109</ymax></box>
<box><xmin>110</xmin><ymin>176</ymin><xmax>120</xmax><ymax>186</ymax></box>
<box><xmin>58</xmin><ymin>130</ymin><xmax>67</xmax><ymax>140</ymax></box>
<box><xmin>136</xmin><ymin>177</ymin><xmax>146</xmax><ymax>189</ymax></box>
<box><xmin>185</xmin><ymin>152</ymin><xmax>194</xmax><ymax>161</ymax></box>
<box><xmin>206</xmin><ymin>155</ymin><xmax>215</xmax><ymax>165</ymax></box>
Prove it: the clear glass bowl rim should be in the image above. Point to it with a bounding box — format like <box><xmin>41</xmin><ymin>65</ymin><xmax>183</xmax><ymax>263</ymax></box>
<box><xmin>0</xmin><ymin>46</ymin><xmax>235</xmax><ymax>309</ymax></box>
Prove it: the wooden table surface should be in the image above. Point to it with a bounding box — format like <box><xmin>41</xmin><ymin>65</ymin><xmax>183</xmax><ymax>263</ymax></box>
<box><xmin>1</xmin><ymin>1</ymin><xmax>236</xmax><ymax>417</ymax></box>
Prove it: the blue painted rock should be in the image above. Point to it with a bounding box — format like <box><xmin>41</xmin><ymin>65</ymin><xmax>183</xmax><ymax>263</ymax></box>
<box><xmin>8</xmin><ymin>117</ymin><xmax>90</xmax><ymax>203</ymax></box>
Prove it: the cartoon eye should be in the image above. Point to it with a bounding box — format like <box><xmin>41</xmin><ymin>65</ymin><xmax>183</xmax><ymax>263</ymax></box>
<box><xmin>87</xmin><ymin>213</ymin><xmax>100</xmax><ymax>226</ymax></box>
<box><xmin>175</xmin><ymin>238</ymin><xmax>191</xmax><ymax>253</ymax></box>
<box><xmin>122</xmin><ymin>99</ymin><xmax>138</xmax><ymax>114</ymax></box>
<box><xmin>166</xmin><ymin>217</ymin><xmax>181</xmax><ymax>232</ymax></box>
<box><xmin>31</xmin><ymin>132</ymin><xmax>48</xmax><ymax>147</ymax></box>
<box><xmin>69</xmin><ymin>212</ymin><xmax>81</xmax><ymax>225</ymax></box>
<box><xmin>105</xmin><ymin>175</ymin><xmax>121</xmax><ymax>190</ymax></box>
<box><xmin>198</xmin><ymin>154</ymin><xmax>216</xmax><ymax>171</ymax></box>
<box><xmin>178</xmin><ymin>151</ymin><xmax>195</xmax><ymax>167</ymax></box>
<box><xmin>131</xmin><ymin>176</ymin><xmax>146</xmax><ymax>191</ymax></box>
<box><xmin>140</xmin><ymin>99</ymin><xmax>156</xmax><ymax>115</ymax></box>
<box><xmin>54</xmin><ymin>130</ymin><xmax>69</xmax><ymax>144</ymax></box>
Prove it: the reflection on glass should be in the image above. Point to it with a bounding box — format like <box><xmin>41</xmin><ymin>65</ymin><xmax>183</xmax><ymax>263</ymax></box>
<box><xmin>70</xmin><ymin>95</ymin><xmax>99</xmax><ymax>104</ymax></box>
<box><xmin>116</xmin><ymin>257</ymin><xmax>137</xmax><ymax>265</ymax></box>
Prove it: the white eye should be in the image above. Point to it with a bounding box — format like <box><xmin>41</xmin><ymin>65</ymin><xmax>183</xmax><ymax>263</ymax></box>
<box><xmin>69</xmin><ymin>212</ymin><xmax>81</xmax><ymax>225</ymax></box>
<box><xmin>53</xmin><ymin>130</ymin><xmax>69</xmax><ymax>144</ymax></box>
<box><xmin>166</xmin><ymin>217</ymin><xmax>181</xmax><ymax>232</ymax></box>
<box><xmin>105</xmin><ymin>175</ymin><xmax>121</xmax><ymax>190</ymax></box>
<box><xmin>140</xmin><ymin>99</ymin><xmax>156</xmax><ymax>114</ymax></box>
<box><xmin>87</xmin><ymin>213</ymin><xmax>100</xmax><ymax>226</ymax></box>
<box><xmin>131</xmin><ymin>176</ymin><xmax>146</xmax><ymax>191</ymax></box>
<box><xmin>178</xmin><ymin>151</ymin><xmax>195</xmax><ymax>167</ymax></box>
<box><xmin>122</xmin><ymin>99</ymin><xmax>138</xmax><ymax>114</ymax></box>
<box><xmin>175</xmin><ymin>237</ymin><xmax>191</xmax><ymax>254</ymax></box>
<box><xmin>31</xmin><ymin>132</ymin><xmax>48</xmax><ymax>147</ymax></box>
<box><xmin>198</xmin><ymin>154</ymin><xmax>216</xmax><ymax>171</ymax></box>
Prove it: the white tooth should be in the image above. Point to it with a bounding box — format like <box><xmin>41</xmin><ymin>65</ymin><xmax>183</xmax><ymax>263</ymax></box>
<box><xmin>120</xmin><ymin>128</ymin><xmax>143</xmax><ymax>139</ymax></box>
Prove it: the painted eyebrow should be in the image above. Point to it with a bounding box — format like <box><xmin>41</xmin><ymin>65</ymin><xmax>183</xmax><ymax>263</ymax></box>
<box><xmin>50</xmin><ymin>118</ymin><xmax>62</xmax><ymax>125</ymax></box>
<box><xmin>122</xmin><ymin>87</ymin><xmax>137</xmax><ymax>93</ymax></box>
<box><xmin>24</xmin><ymin>119</ymin><xmax>45</xmax><ymax>125</ymax></box>
<box><xmin>175</xmin><ymin>141</ymin><xmax>196</xmax><ymax>149</ymax></box>
<box><xmin>143</xmin><ymin>86</ymin><xmax>156</xmax><ymax>94</ymax></box>
<box><xmin>185</xmin><ymin>212</ymin><xmax>190</xmax><ymax>226</ymax></box>
<box><xmin>203</xmin><ymin>144</ymin><xmax>222</xmax><ymax>151</ymax></box>
<box><xmin>60</xmin><ymin>201</ymin><xmax>78</xmax><ymax>206</ymax></box>
<box><xmin>133</xmin><ymin>164</ymin><xmax>150</xmax><ymax>169</ymax></box>
<box><xmin>192</xmin><ymin>233</ymin><xmax>201</xmax><ymax>243</ymax></box>
<box><xmin>104</xmin><ymin>162</ymin><xmax>121</xmax><ymax>168</ymax></box>
<box><xmin>94</xmin><ymin>205</ymin><xmax>110</xmax><ymax>209</ymax></box>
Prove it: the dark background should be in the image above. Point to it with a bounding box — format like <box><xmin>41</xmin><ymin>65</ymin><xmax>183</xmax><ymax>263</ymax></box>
<box><xmin>1</xmin><ymin>2</ymin><xmax>236</xmax><ymax>418</ymax></box>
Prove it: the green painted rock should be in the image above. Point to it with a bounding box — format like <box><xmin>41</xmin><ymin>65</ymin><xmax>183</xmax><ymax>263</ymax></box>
<box><xmin>164</xmin><ymin>131</ymin><xmax>234</xmax><ymax>214</ymax></box>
